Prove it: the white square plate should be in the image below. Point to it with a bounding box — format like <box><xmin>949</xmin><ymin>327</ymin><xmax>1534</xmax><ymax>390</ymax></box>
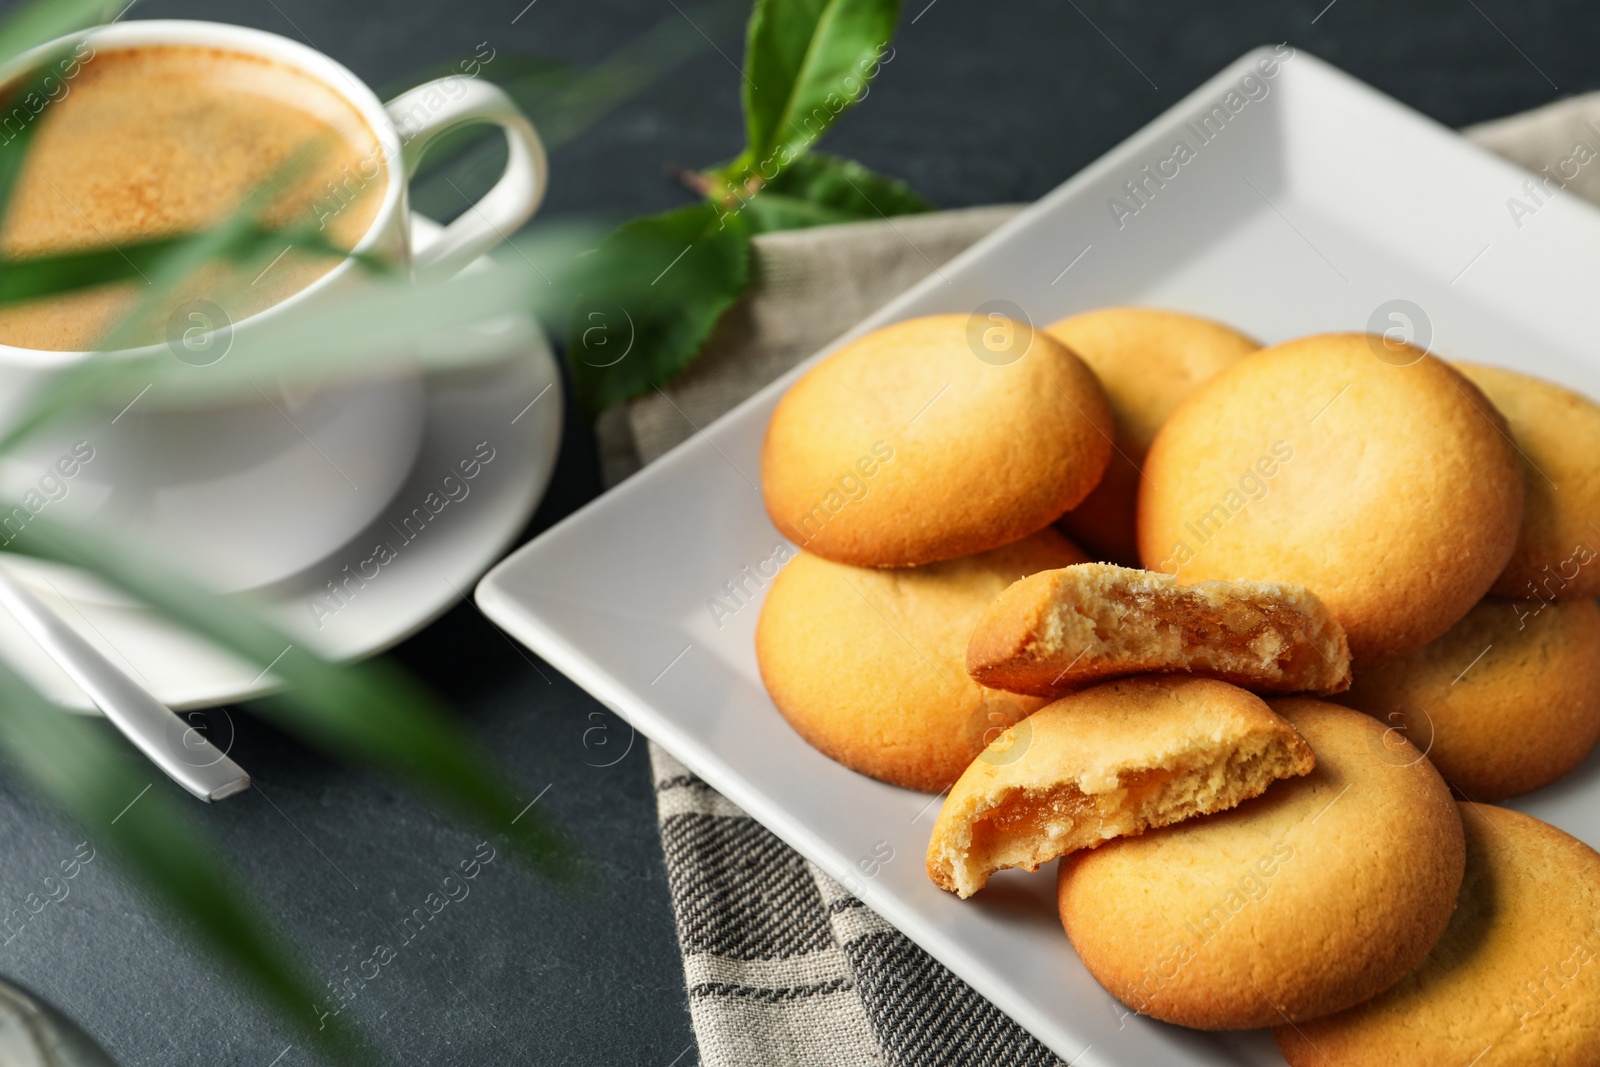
<box><xmin>477</xmin><ymin>46</ymin><xmax>1600</xmax><ymax>1064</ymax></box>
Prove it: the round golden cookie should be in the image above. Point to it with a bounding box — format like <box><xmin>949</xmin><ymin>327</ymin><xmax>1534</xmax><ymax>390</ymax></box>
<box><xmin>761</xmin><ymin>314</ymin><xmax>1113</xmax><ymax>567</ymax></box>
<box><xmin>755</xmin><ymin>529</ymin><xmax>1088</xmax><ymax>792</ymax></box>
<box><xmin>1456</xmin><ymin>362</ymin><xmax>1600</xmax><ymax>599</ymax></box>
<box><xmin>1048</xmin><ymin>308</ymin><xmax>1260</xmax><ymax>566</ymax></box>
<box><xmin>1138</xmin><ymin>333</ymin><xmax>1524</xmax><ymax>664</ymax></box>
<box><xmin>1338</xmin><ymin>596</ymin><xmax>1600</xmax><ymax>800</ymax></box>
<box><xmin>1057</xmin><ymin>699</ymin><xmax>1464</xmax><ymax>1030</ymax></box>
<box><xmin>1278</xmin><ymin>803</ymin><xmax>1600</xmax><ymax>1066</ymax></box>
<box><xmin>1047</xmin><ymin>308</ymin><xmax>1264</xmax><ymax>457</ymax></box>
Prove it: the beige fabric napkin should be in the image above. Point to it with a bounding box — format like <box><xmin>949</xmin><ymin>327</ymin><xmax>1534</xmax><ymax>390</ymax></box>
<box><xmin>595</xmin><ymin>204</ymin><xmax>1022</xmax><ymax>485</ymax></box>
<box><xmin>605</xmin><ymin>96</ymin><xmax>1600</xmax><ymax>477</ymax></box>
<box><xmin>609</xmin><ymin>92</ymin><xmax>1600</xmax><ymax>1067</ymax></box>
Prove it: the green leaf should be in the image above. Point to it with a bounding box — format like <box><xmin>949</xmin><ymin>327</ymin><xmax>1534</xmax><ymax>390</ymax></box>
<box><xmin>742</xmin><ymin>0</ymin><xmax>901</xmax><ymax>168</ymax></box>
<box><xmin>739</xmin><ymin>151</ymin><xmax>930</xmax><ymax>233</ymax></box>
<box><xmin>88</xmin><ymin>137</ymin><xmax>371</xmax><ymax>354</ymax></box>
<box><xmin>0</xmin><ymin>143</ymin><xmax>386</xmax><ymax>452</ymax></box>
<box><xmin>0</xmin><ymin>658</ymin><xmax>366</xmax><ymax>1060</ymax></box>
<box><xmin>0</xmin><ymin>39</ymin><xmax>92</xmax><ymax>227</ymax></box>
<box><xmin>0</xmin><ymin>70</ymin><xmax>354</xmax><ymax>358</ymax></box>
<box><xmin>566</xmin><ymin>202</ymin><xmax>750</xmax><ymax>418</ymax></box>
<box><xmin>0</xmin><ymin>224</ymin><xmax>600</xmax><ymax>455</ymax></box>
<box><xmin>0</xmin><ymin>0</ymin><xmax>112</xmax><ymax>74</ymax></box>
<box><xmin>0</xmin><ymin>234</ymin><xmax>198</xmax><ymax>305</ymax></box>
<box><xmin>0</xmin><ymin>222</ymin><xmax>378</xmax><ymax>308</ymax></box>
<box><xmin>0</xmin><ymin>5</ymin><xmax>584</xmax><ymax>1058</ymax></box>
<box><xmin>3</xmin><ymin>517</ymin><xmax>580</xmax><ymax>887</ymax></box>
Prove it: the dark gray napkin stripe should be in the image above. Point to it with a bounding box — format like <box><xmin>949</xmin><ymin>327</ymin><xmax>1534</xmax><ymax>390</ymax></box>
<box><xmin>688</xmin><ymin>977</ymin><xmax>856</xmax><ymax>1001</ymax></box>
<box><xmin>657</xmin><ymin>774</ymin><xmax>712</xmax><ymax>793</ymax></box>
<box><xmin>661</xmin><ymin>811</ymin><xmax>835</xmax><ymax>961</ymax></box>
<box><xmin>844</xmin><ymin>931</ymin><xmax>1065</xmax><ymax>1067</ymax></box>
<box><xmin>650</xmin><ymin>742</ymin><xmax>1062</xmax><ymax>1065</ymax></box>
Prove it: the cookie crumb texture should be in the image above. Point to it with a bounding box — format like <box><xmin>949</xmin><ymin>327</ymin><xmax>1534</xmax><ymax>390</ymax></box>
<box><xmin>1277</xmin><ymin>803</ymin><xmax>1600</xmax><ymax>1066</ymax></box>
<box><xmin>926</xmin><ymin>677</ymin><xmax>1313</xmax><ymax>898</ymax></box>
<box><xmin>967</xmin><ymin>563</ymin><xmax>1350</xmax><ymax>697</ymax></box>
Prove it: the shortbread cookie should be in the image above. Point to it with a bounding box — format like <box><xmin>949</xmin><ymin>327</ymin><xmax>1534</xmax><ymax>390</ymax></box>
<box><xmin>1456</xmin><ymin>362</ymin><xmax>1600</xmax><ymax>599</ymax></box>
<box><xmin>1338</xmin><ymin>596</ymin><xmax>1600</xmax><ymax>800</ymax></box>
<box><xmin>966</xmin><ymin>563</ymin><xmax>1350</xmax><ymax>697</ymax></box>
<box><xmin>1139</xmin><ymin>333</ymin><xmax>1523</xmax><ymax>664</ymax></box>
<box><xmin>755</xmin><ymin>529</ymin><xmax>1087</xmax><ymax>792</ymax></box>
<box><xmin>1058</xmin><ymin>699</ymin><xmax>1464</xmax><ymax>1030</ymax></box>
<box><xmin>926</xmin><ymin>677</ymin><xmax>1312</xmax><ymax>898</ymax></box>
<box><xmin>761</xmin><ymin>314</ymin><xmax>1114</xmax><ymax>567</ymax></box>
<box><xmin>1278</xmin><ymin>803</ymin><xmax>1600</xmax><ymax>1066</ymax></box>
<box><xmin>1049</xmin><ymin>308</ymin><xmax>1260</xmax><ymax>565</ymax></box>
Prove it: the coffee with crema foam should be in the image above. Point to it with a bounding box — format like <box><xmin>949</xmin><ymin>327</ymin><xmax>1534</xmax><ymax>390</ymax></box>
<box><xmin>0</xmin><ymin>43</ymin><xmax>388</xmax><ymax>351</ymax></box>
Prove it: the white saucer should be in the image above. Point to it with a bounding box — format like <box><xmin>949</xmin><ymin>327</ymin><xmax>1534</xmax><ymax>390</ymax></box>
<box><xmin>1</xmin><ymin>274</ymin><xmax>563</xmax><ymax>713</ymax></box>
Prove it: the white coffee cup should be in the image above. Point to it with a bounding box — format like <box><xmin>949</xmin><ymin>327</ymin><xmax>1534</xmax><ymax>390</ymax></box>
<box><xmin>0</xmin><ymin>19</ymin><xmax>547</xmax><ymax>591</ymax></box>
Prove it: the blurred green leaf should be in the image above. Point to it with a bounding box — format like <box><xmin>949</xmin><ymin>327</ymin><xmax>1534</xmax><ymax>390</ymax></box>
<box><xmin>0</xmin><ymin>2</ymin><xmax>596</xmax><ymax>1059</ymax></box>
<box><xmin>0</xmin><ymin>224</ymin><xmax>597</xmax><ymax>457</ymax></box>
<box><xmin>0</xmin><ymin>42</ymin><xmax>83</xmax><ymax>228</ymax></box>
<box><xmin>0</xmin><ymin>0</ymin><xmax>109</xmax><ymax>74</ymax></box>
<box><xmin>566</xmin><ymin>202</ymin><xmax>749</xmax><ymax>419</ymax></box>
<box><xmin>739</xmin><ymin>151</ymin><xmax>930</xmax><ymax>233</ymax></box>
<box><xmin>0</xmin><ymin>657</ymin><xmax>365</xmax><ymax>1060</ymax></box>
<box><xmin>0</xmin><ymin>0</ymin><xmax>924</xmax><ymax>1056</ymax></box>
<box><xmin>87</xmin><ymin>136</ymin><xmax>369</xmax><ymax>354</ymax></box>
<box><xmin>0</xmin><ymin>6</ymin><xmax>379</xmax><ymax>1054</ymax></box>
<box><xmin>4</xmin><ymin>517</ymin><xmax>580</xmax><ymax>886</ymax></box>
<box><xmin>0</xmin><ymin>139</ymin><xmax>430</xmax><ymax>453</ymax></box>
<box><xmin>0</xmin><ymin>221</ymin><xmax>381</xmax><ymax>307</ymax></box>
<box><xmin>742</xmin><ymin>0</ymin><xmax>901</xmax><ymax>169</ymax></box>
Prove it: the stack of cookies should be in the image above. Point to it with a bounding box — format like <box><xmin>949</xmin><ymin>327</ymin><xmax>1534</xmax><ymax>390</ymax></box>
<box><xmin>755</xmin><ymin>308</ymin><xmax>1600</xmax><ymax>1062</ymax></box>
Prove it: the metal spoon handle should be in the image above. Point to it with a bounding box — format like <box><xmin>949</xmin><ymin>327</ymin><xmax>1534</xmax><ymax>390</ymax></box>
<box><xmin>0</xmin><ymin>569</ymin><xmax>250</xmax><ymax>802</ymax></box>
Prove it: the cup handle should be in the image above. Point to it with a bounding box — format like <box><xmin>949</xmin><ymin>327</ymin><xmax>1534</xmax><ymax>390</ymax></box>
<box><xmin>384</xmin><ymin>77</ymin><xmax>548</xmax><ymax>277</ymax></box>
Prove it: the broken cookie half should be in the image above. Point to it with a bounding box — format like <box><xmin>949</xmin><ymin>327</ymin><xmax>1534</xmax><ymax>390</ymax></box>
<box><xmin>926</xmin><ymin>676</ymin><xmax>1314</xmax><ymax>898</ymax></box>
<box><xmin>966</xmin><ymin>562</ymin><xmax>1351</xmax><ymax>698</ymax></box>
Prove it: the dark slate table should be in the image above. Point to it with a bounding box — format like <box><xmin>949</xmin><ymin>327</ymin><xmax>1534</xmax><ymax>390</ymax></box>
<box><xmin>0</xmin><ymin>1</ymin><xmax>1592</xmax><ymax>1063</ymax></box>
